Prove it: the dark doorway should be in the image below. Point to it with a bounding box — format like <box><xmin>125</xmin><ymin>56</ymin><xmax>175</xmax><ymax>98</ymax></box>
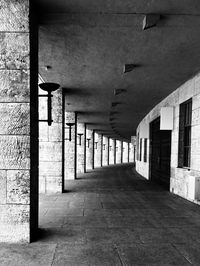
<box><xmin>150</xmin><ymin>117</ymin><xmax>171</xmax><ymax>189</ymax></box>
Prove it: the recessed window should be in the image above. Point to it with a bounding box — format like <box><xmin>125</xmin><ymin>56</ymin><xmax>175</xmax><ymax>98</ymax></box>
<box><xmin>139</xmin><ymin>138</ymin><xmax>142</xmax><ymax>161</ymax></box>
<box><xmin>178</xmin><ymin>99</ymin><xmax>192</xmax><ymax>168</ymax></box>
<box><xmin>137</xmin><ymin>133</ymin><xmax>140</xmax><ymax>160</ymax></box>
<box><xmin>144</xmin><ymin>138</ymin><xmax>147</xmax><ymax>162</ymax></box>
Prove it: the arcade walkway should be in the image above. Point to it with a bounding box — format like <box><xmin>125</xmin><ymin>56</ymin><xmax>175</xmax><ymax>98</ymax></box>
<box><xmin>1</xmin><ymin>164</ymin><xmax>200</xmax><ymax>265</ymax></box>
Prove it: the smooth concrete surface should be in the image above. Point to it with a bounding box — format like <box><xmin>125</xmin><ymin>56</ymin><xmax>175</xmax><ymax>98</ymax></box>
<box><xmin>1</xmin><ymin>164</ymin><xmax>200</xmax><ymax>265</ymax></box>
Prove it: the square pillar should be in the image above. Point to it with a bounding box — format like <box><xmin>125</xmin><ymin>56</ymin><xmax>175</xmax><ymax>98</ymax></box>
<box><xmin>102</xmin><ymin>136</ymin><xmax>109</xmax><ymax>166</ymax></box>
<box><xmin>114</xmin><ymin>139</ymin><xmax>117</xmax><ymax>164</ymax></box>
<box><xmin>76</xmin><ymin>121</ymin><xmax>85</xmax><ymax>174</ymax></box>
<box><xmin>0</xmin><ymin>1</ymin><xmax>38</xmax><ymax>242</ymax></box>
<box><xmin>116</xmin><ymin>140</ymin><xmax>122</xmax><ymax>164</ymax></box>
<box><xmin>39</xmin><ymin>82</ymin><xmax>63</xmax><ymax>194</ymax></box>
<box><xmin>122</xmin><ymin>142</ymin><xmax>129</xmax><ymax>163</ymax></box>
<box><xmin>121</xmin><ymin>141</ymin><xmax>123</xmax><ymax>163</ymax></box>
<box><xmin>109</xmin><ymin>139</ymin><xmax>115</xmax><ymax>165</ymax></box>
<box><xmin>94</xmin><ymin>132</ymin><xmax>102</xmax><ymax>168</ymax></box>
<box><xmin>64</xmin><ymin>112</ymin><xmax>77</xmax><ymax>182</ymax></box>
<box><xmin>86</xmin><ymin>128</ymin><xmax>93</xmax><ymax>171</ymax></box>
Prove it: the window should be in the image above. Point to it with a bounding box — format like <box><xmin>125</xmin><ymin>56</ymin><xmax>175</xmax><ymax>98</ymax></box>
<box><xmin>139</xmin><ymin>138</ymin><xmax>142</xmax><ymax>161</ymax></box>
<box><xmin>178</xmin><ymin>99</ymin><xmax>192</xmax><ymax>168</ymax></box>
<box><xmin>137</xmin><ymin>133</ymin><xmax>140</xmax><ymax>160</ymax></box>
<box><xmin>144</xmin><ymin>138</ymin><xmax>147</xmax><ymax>162</ymax></box>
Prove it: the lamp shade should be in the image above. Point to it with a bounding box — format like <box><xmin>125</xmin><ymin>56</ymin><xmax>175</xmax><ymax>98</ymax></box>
<box><xmin>39</xmin><ymin>82</ymin><xmax>60</xmax><ymax>92</ymax></box>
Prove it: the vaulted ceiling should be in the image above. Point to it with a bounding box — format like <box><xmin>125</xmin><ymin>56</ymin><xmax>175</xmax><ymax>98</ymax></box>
<box><xmin>37</xmin><ymin>0</ymin><xmax>200</xmax><ymax>141</ymax></box>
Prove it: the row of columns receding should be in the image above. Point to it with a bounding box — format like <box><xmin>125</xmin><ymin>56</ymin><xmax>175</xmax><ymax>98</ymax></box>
<box><xmin>64</xmin><ymin>112</ymin><xmax>135</xmax><ymax>184</ymax></box>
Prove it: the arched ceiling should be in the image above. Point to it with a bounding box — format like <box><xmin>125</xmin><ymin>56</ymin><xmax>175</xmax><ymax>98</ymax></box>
<box><xmin>37</xmin><ymin>0</ymin><xmax>200</xmax><ymax>141</ymax></box>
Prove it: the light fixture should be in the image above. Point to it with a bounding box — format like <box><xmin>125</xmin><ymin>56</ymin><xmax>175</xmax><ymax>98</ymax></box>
<box><xmin>87</xmin><ymin>138</ymin><xmax>91</xmax><ymax>148</ymax></box>
<box><xmin>77</xmin><ymin>133</ymin><xmax>83</xmax><ymax>146</ymax></box>
<box><xmin>65</xmin><ymin>123</ymin><xmax>75</xmax><ymax>141</ymax></box>
<box><xmin>109</xmin><ymin>146</ymin><xmax>112</xmax><ymax>151</ymax></box>
<box><xmin>95</xmin><ymin>141</ymin><xmax>98</xmax><ymax>149</ymax></box>
<box><xmin>143</xmin><ymin>14</ymin><xmax>160</xmax><ymax>30</ymax></box>
<box><xmin>114</xmin><ymin>89</ymin><xmax>127</xmax><ymax>96</ymax></box>
<box><xmin>103</xmin><ymin>144</ymin><xmax>106</xmax><ymax>150</ymax></box>
<box><xmin>123</xmin><ymin>64</ymin><xmax>136</xmax><ymax>73</ymax></box>
<box><xmin>39</xmin><ymin>82</ymin><xmax>60</xmax><ymax>126</ymax></box>
<box><xmin>116</xmin><ymin>147</ymin><xmax>118</xmax><ymax>152</ymax></box>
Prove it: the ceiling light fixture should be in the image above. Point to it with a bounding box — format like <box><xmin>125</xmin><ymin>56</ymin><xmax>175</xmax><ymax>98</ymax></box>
<box><xmin>143</xmin><ymin>14</ymin><xmax>160</xmax><ymax>30</ymax></box>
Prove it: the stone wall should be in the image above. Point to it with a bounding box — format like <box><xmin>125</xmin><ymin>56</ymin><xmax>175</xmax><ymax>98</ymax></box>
<box><xmin>136</xmin><ymin>72</ymin><xmax>200</xmax><ymax>201</ymax></box>
<box><xmin>0</xmin><ymin>0</ymin><xmax>38</xmax><ymax>242</ymax></box>
<box><xmin>39</xmin><ymin>75</ymin><xmax>63</xmax><ymax>193</ymax></box>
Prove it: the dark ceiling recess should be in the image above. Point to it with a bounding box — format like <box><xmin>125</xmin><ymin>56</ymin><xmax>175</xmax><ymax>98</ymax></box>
<box><xmin>143</xmin><ymin>14</ymin><xmax>160</xmax><ymax>30</ymax></box>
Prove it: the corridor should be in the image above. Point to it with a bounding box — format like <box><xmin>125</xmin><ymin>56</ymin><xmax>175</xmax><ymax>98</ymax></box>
<box><xmin>1</xmin><ymin>164</ymin><xmax>200</xmax><ymax>265</ymax></box>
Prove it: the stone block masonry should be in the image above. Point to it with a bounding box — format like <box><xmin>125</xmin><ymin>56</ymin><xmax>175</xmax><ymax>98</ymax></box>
<box><xmin>0</xmin><ymin>0</ymin><xmax>38</xmax><ymax>242</ymax></box>
<box><xmin>64</xmin><ymin>112</ymin><xmax>77</xmax><ymax>182</ymax></box>
<box><xmin>39</xmin><ymin>82</ymin><xmax>63</xmax><ymax>193</ymax></box>
<box><xmin>86</xmin><ymin>127</ymin><xmax>93</xmax><ymax>171</ymax></box>
<box><xmin>102</xmin><ymin>136</ymin><xmax>109</xmax><ymax>166</ymax></box>
<box><xmin>94</xmin><ymin>132</ymin><xmax>102</xmax><ymax>168</ymax></box>
<box><xmin>77</xmin><ymin>121</ymin><xmax>85</xmax><ymax>174</ymax></box>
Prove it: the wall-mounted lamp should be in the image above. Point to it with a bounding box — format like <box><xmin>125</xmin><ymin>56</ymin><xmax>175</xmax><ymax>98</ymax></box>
<box><xmin>65</xmin><ymin>122</ymin><xmax>75</xmax><ymax>141</ymax></box>
<box><xmin>87</xmin><ymin>138</ymin><xmax>91</xmax><ymax>148</ymax></box>
<box><xmin>103</xmin><ymin>144</ymin><xmax>106</xmax><ymax>150</ymax></box>
<box><xmin>116</xmin><ymin>147</ymin><xmax>118</xmax><ymax>152</ymax></box>
<box><xmin>95</xmin><ymin>141</ymin><xmax>98</xmax><ymax>149</ymax></box>
<box><xmin>109</xmin><ymin>146</ymin><xmax>112</xmax><ymax>151</ymax></box>
<box><xmin>77</xmin><ymin>133</ymin><xmax>83</xmax><ymax>146</ymax></box>
<box><xmin>39</xmin><ymin>82</ymin><xmax>60</xmax><ymax>126</ymax></box>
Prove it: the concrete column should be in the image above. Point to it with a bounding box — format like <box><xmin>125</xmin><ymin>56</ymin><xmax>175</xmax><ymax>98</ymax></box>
<box><xmin>128</xmin><ymin>143</ymin><xmax>130</xmax><ymax>162</ymax></box>
<box><xmin>129</xmin><ymin>142</ymin><xmax>134</xmax><ymax>163</ymax></box>
<box><xmin>86</xmin><ymin>128</ymin><xmax>93</xmax><ymax>171</ymax></box>
<box><xmin>114</xmin><ymin>139</ymin><xmax>117</xmax><ymax>164</ymax></box>
<box><xmin>0</xmin><ymin>1</ymin><xmax>38</xmax><ymax>242</ymax></box>
<box><xmin>116</xmin><ymin>140</ymin><xmax>122</xmax><ymax>164</ymax></box>
<box><xmin>123</xmin><ymin>142</ymin><xmax>129</xmax><ymax>163</ymax></box>
<box><xmin>94</xmin><ymin>132</ymin><xmax>102</xmax><ymax>168</ymax></box>
<box><xmin>121</xmin><ymin>141</ymin><xmax>123</xmax><ymax>163</ymax></box>
<box><xmin>102</xmin><ymin>136</ymin><xmax>109</xmax><ymax>166</ymax></box>
<box><xmin>39</xmin><ymin>82</ymin><xmax>63</xmax><ymax>194</ymax></box>
<box><xmin>76</xmin><ymin>121</ymin><xmax>85</xmax><ymax>174</ymax></box>
<box><xmin>109</xmin><ymin>139</ymin><xmax>115</xmax><ymax>165</ymax></box>
<box><xmin>131</xmin><ymin>136</ymin><xmax>137</xmax><ymax>163</ymax></box>
<box><xmin>64</xmin><ymin>112</ymin><xmax>77</xmax><ymax>182</ymax></box>
<box><xmin>108</xmin><ymin>138</ymin><xmax>110</xmax><ymax>165</ymax></box>
<box><xmin>92</xmin><ymin>130</ymin><xmax>95</xmax><ymax>169</ymax></box>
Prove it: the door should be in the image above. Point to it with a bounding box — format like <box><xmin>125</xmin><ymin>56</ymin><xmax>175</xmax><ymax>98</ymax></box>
<box><xmin>150</xmin><ymin>117</ymin><xmax>171</xmax><ymax>189</ymax></box>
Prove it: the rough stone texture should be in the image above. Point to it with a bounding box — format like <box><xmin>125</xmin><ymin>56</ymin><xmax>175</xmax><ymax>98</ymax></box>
<box><xmin>39</xmin><ymin>85</ymin><xmax>62</xmax><ymax>193</ymax></box>
<box><xmin>109</xmin><ymin>139</ymin><xmax>115</xmax><ymax>165</ymax></box>
<box><xmin>116</xmin><ymin>140</ymin><xmax>122</xmax><ymax>164</ymax></box>
<box><xmin>0</xmin><ymin>70</ymin><xmax>30</xmax><ymax>103</ymax></box>
<box><xmin>136</xmin><ymin>72</ymin><xmax>200</xmax><ymax>201</ymax></box>
<box><xmin>102</xmin><ymin>136</ymin><xmax>109</xmax><ymax>166</ymax></box>
<box><xmin>77</xmin><ymin>121</ymin><xmax>85</xmax><ymax>174</ymax></box>
<box><xmin>0</xmin><ymin>103</ymin><xmax>30</xmax><ymax>135</ymax></box>
<box><xmin>94</xmin><ymin>133</ymin><xmax>102</xmax><ymax>168</ymax></box>
<box><xmin>0</xmin><ymin>0</ymin><xmax>39</xmax><ymax>243</ymax></box>
<box><xmin>0</xmin><ymin>33</ymin><xmax>30</xmax><ymax>70</ymax></box>
<box><xmin>64</xmin><ymin>112</ymin><xmax>76</xmax><ymax>181</ymax></box>
<box><xmin>129</xmin><ymin>142</ymin><xmax>134</xmax><ymax>163</ymax></box>
<box><xmin>7</xmin><ymin>170</ymin><xmax>30</xmax><ymax>204</ymax></box>
<box><xmin>86</xmin><ymin>128</ymin><xmax>93</xmax><ymax>171</ymax></box>
<box><xmin>0</xmin><ymin>171</ymin><xmax>7</xmax><ymax>204</ymax></box>
<box><xmin>0</xmin><ymin>136</ymin><xmax>30</xmax><ymax>169</ymax></box>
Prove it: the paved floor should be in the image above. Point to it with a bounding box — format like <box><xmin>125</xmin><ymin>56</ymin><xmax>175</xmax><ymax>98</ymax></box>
<box><xmin>1</xmin><ymin>164</ymin><xmax>200</xmax><ymax>265</ymax></box>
